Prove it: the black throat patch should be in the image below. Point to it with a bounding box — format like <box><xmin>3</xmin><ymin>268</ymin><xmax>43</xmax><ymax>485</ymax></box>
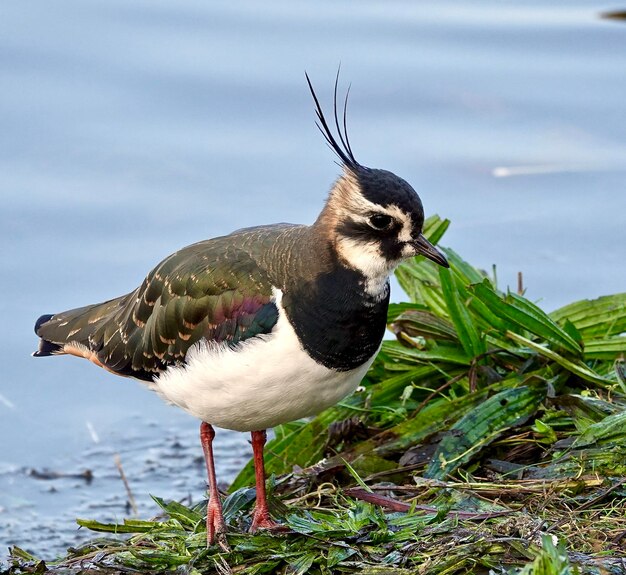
<box><xmin>282</xmin><ymin>266</ymin><xmax>390</xmax><ymax>371</ymax></box>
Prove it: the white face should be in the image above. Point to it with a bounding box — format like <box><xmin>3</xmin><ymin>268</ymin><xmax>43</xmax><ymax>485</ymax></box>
<box><xmin>336</xmin><ymin>234</ymin><xmax>394</xmax><ymax>296</ymax></box>
<box><xmin>326</xmin><ymin>172</ymin><xmax>420</xmax><ymax>298</ymax></box>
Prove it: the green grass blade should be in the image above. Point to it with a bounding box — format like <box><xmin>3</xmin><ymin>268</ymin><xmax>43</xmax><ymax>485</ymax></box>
<box><xmin>582</xmin><ymin>337</ymin><xmax>626</xmax><ymax>360</ymax></box>
<box><xmin>572</xmin><ymin>410</ymin><xmax>626</xmax><ymax>448</ymax></box>
<box><xmin>342</xmin><ymin>458</ymin><xmax>373</xmax><ymax>492</ymax></box>
<box><xmin>387</xmin><ymin>302</ymin><xmax>429</xmax><ymax>323</ymax></box>
<box><xmin>518</xmin><ymin>534</ymin><xmax>577</xmax><ymax>575</ymax></box>
<box><xmin>382</xmin><ymin>340</ymin><xmax>471</xmax><ymax>366</ymax></box>
<box><xmin>439</xmin><ymin>266</ymin><xmax>486</xmax><ymax>358</ymax></box>
<box><xmin>471</xmin><ymin>280</ymin><xmax>582</xmax><ymax>356</ymax></box>
<box><xmin>151</xmin><ymin>495</ymin><xmax>203</xmax><ymax>528</ymax></box>
<box><xmin>390</xmin><ymin>308</ymin><xmax>459</xmax><ymax>342</ymax></box>
<box><xmin>396</xmin><ymin>260</ymin><xmax>448</xmax><ymax>315</ymax></box>
<box><xmin>76</xmin><ymin>518</ymin><xmax>156</xmax><ymax>533</ymax></box>
<box><xmin>422</xmin><ymin>215</ymin><xmax>450</xmax><ymax>246</ymax></box>
<box><xmin>506</xmin><ymin>331</ymin><xmax>613</xmax><ymax>387</ymax></box>
<box><xmin>442</xmin><ymin>247</ymin><xmax>488</xmax><ymax>285</ymax></box>
<box><xmin>550</xmin><ymin>292</ymin><xmax>626</xmax><ymax>339</ymax></box>
<box><xmin>424</xmin><ymin>383</ymin><xmax>547</xmax><ymax>479</ymax></box>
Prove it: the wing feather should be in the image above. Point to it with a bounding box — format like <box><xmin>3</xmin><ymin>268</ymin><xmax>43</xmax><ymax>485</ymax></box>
<box><xmin>35</xmin><ymin>244</ymin><xmax>278</xmax><ymax>381</ymax></box>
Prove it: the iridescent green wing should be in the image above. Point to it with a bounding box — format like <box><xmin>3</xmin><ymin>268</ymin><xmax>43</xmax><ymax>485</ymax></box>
<box><xmin>36</xmin><ymin>242</ymin><xmax>278</xmax><ymax>381</ymax></box>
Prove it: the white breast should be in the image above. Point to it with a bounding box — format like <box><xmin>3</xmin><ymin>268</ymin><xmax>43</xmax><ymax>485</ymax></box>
<box><xmin>151</xmin><ymin>290</ymin><xmax>375</xmax><ymax>432</ymax></box>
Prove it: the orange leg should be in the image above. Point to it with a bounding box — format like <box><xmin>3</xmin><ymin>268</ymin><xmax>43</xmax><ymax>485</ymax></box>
<box><xmin>200</xmin><ymin>422</ymin><xmax>227</xmax><ymax>545</ymax></box>
<box><xmin>249</xmin><ymin>429</ymin><xmax>281</xmax><ymax>532</ymax></box>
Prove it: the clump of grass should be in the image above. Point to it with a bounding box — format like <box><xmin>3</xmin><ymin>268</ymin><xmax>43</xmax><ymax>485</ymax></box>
<box><xmin>6</xmin><ymin>483</ymin><xmax>625</xmax><ymax>574</ymax></box>
<box><xmin>4</xmin><ymin>216</ymin><xmax>626</xmax><ymax>574</ymax></box>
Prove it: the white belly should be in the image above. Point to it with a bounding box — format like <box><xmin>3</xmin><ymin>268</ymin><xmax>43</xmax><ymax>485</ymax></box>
<box><xmin>152</xmin><ymin>293</ymin><xmax>375</xmax><ymax>432</ymax></box>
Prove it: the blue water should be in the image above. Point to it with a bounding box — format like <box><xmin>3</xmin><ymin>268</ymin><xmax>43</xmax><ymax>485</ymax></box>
<box><xmin>1</xmin><ymin>0</ymin><xmax>625</xmax><ymax>558</ymax></box>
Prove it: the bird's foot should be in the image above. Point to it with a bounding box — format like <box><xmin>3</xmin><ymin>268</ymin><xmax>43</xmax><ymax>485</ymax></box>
<box><xmin>250</xmin><ymin>508</ymin><xmax>289</xmax><ymax>534</ymax></box>
<box><xmin>206</xmin><ymin>501</ymin><xmax>230</xmax><ymax>551</ymax></box>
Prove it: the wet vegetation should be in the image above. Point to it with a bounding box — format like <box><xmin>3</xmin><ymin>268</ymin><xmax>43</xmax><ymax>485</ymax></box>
<box><xmin>4</xmin><ymin>216</ymin><xmax>626</xmax><ymax>574</ymax></box>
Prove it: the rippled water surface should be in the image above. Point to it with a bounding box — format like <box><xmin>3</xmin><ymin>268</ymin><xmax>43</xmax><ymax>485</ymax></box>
<box><xmin>1</xmin><ymin>0</ymin><xmax>625</xmax><ymax>559</ymax></box>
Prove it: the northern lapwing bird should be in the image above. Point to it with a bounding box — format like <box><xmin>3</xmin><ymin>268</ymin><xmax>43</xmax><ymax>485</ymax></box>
<box><xmin>33</xmin><ymin>74</ymin><xmax>449</xmax><ymax>546</ymax></box>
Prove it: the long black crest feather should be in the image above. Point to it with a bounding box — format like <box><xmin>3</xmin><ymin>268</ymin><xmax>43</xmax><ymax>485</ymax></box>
<box><xmin>305</xmin><ymin>70</ymin><xmax>360</xmax><ymax>170</ymax></box>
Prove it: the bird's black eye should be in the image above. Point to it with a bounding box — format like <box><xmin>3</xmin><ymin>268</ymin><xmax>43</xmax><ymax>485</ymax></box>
<box><xmin>368</xmin><ymin>214</ymin><xmax>393</xmax><ymax>230</ymax></box>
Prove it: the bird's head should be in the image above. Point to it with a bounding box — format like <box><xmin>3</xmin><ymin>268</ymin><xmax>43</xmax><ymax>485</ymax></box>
<box><xmin>307</xmin><ymin>73</ymin><xmax>448</xmax><ymax>293</ymax></box>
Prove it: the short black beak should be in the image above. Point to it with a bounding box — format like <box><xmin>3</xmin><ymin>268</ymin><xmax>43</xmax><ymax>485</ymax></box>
<box><xmin>412</xmin><ymin>235</ymin><xmax>449</xmax><ymax>268</ymax></box>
